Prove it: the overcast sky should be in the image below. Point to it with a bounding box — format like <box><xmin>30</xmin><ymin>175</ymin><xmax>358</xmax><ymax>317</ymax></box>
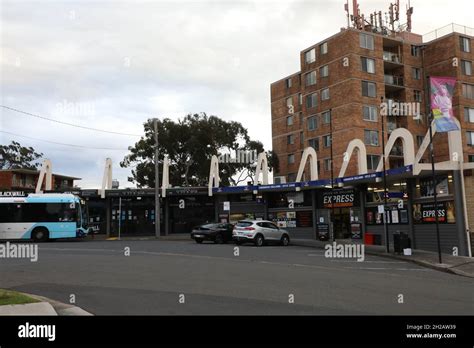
<box><xmin>1</xmin><ymin>0</ymin><xmax>473</xmax><ymax>188</ymax></box>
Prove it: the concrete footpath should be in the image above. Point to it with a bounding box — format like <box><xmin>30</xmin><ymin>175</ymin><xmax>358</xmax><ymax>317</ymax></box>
<box><xmin>0</xmin><ymin>293</ymin><xmax>93</xmax><ymax>316</ymax></box>
<box><xmin>291</xmin><ymin>238</ymin><xmax>474</xmax><ymax>278</ymax></box>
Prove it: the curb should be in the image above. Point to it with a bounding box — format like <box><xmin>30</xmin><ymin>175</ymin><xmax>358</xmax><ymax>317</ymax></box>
<box><xmin>0</xmin><ymin>302</ymin><xmax>57</xmax><ymax>316</ymax></box>
<box><xmin>291</xmin><ymin>240</ymin><xmax>474</xmax><ymax>279</ymax></box>
<box><xmin>25</xmin><ymin>293</ymin><xmax>93</xmax><ymax>316</ymax></box>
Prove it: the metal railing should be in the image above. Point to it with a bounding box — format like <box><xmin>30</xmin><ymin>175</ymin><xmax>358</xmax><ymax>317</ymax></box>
<box><xmin>384</xmin><ymin>75</ymin><xmax>404</xmax><ymax>86</ymax></box>
<box><xmin>423</xmin><ymin>23</ymin><xmax>474</xmax><ymax>42</ymax></box>
<box><xmin>383</xmin><ymin>51</ymin><xmax>402</xmax><ymax>64</ymax></box>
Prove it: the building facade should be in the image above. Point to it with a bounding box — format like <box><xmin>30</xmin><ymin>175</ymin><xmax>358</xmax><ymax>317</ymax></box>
<box><xmin>271</xmin><ymin>26</ymin><xmax>474</xmax><ymax>182</ymax></box>
<box><xmin>0</xmin><ymin>169</ymin><xmax>80</xmax><ymax>194</ymax></box>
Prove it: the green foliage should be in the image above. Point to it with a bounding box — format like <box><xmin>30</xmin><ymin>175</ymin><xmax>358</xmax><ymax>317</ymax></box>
<box><xmin>0</xmin><ymin>141</ymin><xmax>43</xmax><ymax>170</ymax></box>
<box><xmin>121</xmin><ymin>113</ymin><xmax>278</xmax><ymax>187</ymax></box>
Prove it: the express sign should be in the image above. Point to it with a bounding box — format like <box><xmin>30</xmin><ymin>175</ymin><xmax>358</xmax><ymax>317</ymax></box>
<box><xmin>321</xmin><ymin>189</ymin><xmax>357</xmax><ymax>208</ymax></box>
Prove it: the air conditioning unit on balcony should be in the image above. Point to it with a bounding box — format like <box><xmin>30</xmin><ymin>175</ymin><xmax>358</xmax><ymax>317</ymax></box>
<box><xmin>273</xmin><ymin>176</ymin><xmax>287</xmax><ymax>184</ymax></box>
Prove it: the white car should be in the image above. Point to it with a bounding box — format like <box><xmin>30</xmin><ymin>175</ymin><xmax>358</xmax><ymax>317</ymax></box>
<box><xmin>232</xmin><ymin>220</ymin><xmax>290</xmax><ymax>247</ymax></box>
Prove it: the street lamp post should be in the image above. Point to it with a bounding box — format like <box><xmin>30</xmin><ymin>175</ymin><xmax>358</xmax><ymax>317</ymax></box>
<box><xmin>153</xmin><ymin>118</ymin><xmax>161</xmax><ymax>238</ymax></box>
<box><xmin>381</xmin><ymin>96</ymin><xmax>390</xmax><ymax>253</ymax></box>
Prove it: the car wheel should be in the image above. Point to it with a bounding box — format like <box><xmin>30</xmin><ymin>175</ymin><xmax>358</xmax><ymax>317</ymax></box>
<box><xmin>281</xmin><ymin>234</ymin><xmax>290</xmax><ymax>246</ymax></box>
<box><xmin>214</xmin><ymin>234</ymin><xmax>224</xmax><ymax>244</ymax></box>
<box><xmin>32</xmin><ymin>228</ymin><xmax>49</xmax><ymax>242</ymax></box>
<box><xmin>254</xmin><ymin>234</ymin><xmax>264</xmax><ymax>247</ymax></box>
<box><xmin>195</xmin><ymin>239</ymin><xmax>203</xmax><ymax>244</ymax></box>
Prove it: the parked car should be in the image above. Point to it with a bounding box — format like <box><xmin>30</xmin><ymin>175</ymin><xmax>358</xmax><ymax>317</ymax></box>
<box><xmin>232</xmin><ymin>220</ymin><xmax>290</xmax><ymax>247</ymax></box>
<box><xmin>191</xmin><ymin>223</ymin><xmax>234</xmax><ymax>244</ymax></box>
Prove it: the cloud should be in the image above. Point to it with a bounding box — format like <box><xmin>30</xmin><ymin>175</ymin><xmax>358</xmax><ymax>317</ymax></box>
<box><xmin>1</xmin><ymin>0</ymin><xmax>473</xmax><ymax>188</ymax></box>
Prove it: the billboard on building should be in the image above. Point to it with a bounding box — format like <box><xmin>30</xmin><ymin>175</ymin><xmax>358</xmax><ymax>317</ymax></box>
<box><xmin>430</xmin><ymin>76</ymin><xmax>459</xmax><ymax>132</ymax></box>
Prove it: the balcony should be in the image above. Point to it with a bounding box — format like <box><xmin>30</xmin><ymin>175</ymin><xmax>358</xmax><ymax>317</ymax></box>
<box><xmin>384</xmin><ymin>75</ymin><xmax>404</xmax><ymax>92</ymax></box>
<box><xmin>389</xmin><ymin>146</ymin><xmax>404</xmax><ymax>157</ymax></box>
<box><xmin>383</xmin><ymin>51</ymin><xmax>402</xmax><ymax>64</ymax></box>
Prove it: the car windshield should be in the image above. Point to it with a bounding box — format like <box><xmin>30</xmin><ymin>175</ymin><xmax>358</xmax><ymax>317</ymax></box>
<box><xmin>236</xmin><ymin>221</ymin><xmax>253</xmax><ymax>227</ymax></box>
<box><xmin>201</xmin><ymin>224</ymin><xmax>218</xmax><ymax>229</ymax></box>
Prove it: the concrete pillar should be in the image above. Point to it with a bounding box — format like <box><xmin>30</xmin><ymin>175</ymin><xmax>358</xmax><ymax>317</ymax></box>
<box><xmin>406</xmin><ymin>178</ymin><xmax>416</xmax><ymax>249</ymax></box>
<box><xmin>311</xmin><ymin>190</ymin><xmax>317</xmax><ymax>239</ymax></box>
<box><xmin>453</xmin><ymin>170</ymin><xmax>469</xmax><ymax>256</ymax></box>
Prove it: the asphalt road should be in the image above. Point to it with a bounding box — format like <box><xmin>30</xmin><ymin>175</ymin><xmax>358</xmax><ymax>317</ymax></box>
<box><xmin>1</xmin><ymin>239</ymin><xmax>473</xmax><ymax>315</ymax></box>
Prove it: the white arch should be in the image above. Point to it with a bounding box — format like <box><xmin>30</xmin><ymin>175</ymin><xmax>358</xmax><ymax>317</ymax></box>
<box><xmin>161</xmin><ymin>155</ymin><xmax>170</xmax><ymax>198</ymax></box>
<box><xmin>376</xmin><ymin>128</ymin><xmax>415</xmax><ymax>172</ymax></box>
<box><xmin>208</xmin><ymin>155</ymin><xmax>220</xmax><ymax>196</ymax></box>
<box><xmin>338</xmin><ymin>139</ymin><xmax>368</xmax><ymax>178</ymax></box>
<box><xmin>35</xmin><ymin>159</ymin><xmax>52</xmax><ymax>193</ymax></box>
<box><xmin>254</xmin><ymin>152</ymin><xmax>269</xmax><ymax>185</ymax></box>
<box><xmin>295</xmin><ymin>147</ymin><xmax>319</xmax><ymax>182</ymax></box>
<box><xmin>99</xmin><ymin>158</ymin><xmax>113</xmax><ymax>199</ymax></box>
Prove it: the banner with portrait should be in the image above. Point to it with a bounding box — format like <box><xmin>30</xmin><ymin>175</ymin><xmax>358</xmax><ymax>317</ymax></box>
<box><xmin>430</xmin><ymin>77</ymin><xmax>459</xmax><ymax>132</ymax></box>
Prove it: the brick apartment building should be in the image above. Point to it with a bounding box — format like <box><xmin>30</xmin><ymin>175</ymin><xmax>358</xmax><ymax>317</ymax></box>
<box><xmin>271</xmin><ymin>25</ymin><xmax>474</xmax><ymax>183</ymax></box>
<box><xmin>0</xmin><ymin>168</ymin><xmax>80</xmax><ymax>194</ymax></box>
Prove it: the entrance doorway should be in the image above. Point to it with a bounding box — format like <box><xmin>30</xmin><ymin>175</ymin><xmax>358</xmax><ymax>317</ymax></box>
<box><xmin>332</xmin><ymin>208</ymin><xmax>351</xmax><ymax>239</ymax></box>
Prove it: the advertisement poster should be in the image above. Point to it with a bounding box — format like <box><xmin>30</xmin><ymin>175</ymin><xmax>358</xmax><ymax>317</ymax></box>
<box><xmin>413</xmin><ymin>201</ymin><xmax>456</xmax><ymax>224</ymax></box>
<box><xmin>430</xmin><ymin>76</ymin><xmax>459</xmax><ymax>132</ymax></box>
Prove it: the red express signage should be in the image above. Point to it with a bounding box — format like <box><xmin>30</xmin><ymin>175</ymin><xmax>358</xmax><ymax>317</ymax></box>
<box><xmin>320</xmin><ymin>189</ymin><xmax>358</xmax><ymax>208</ymax></box>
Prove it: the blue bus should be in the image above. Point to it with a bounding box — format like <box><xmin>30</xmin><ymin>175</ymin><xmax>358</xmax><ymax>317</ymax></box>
<box><xmin>0</xmin><ymin>194</ymin><xmax>90</xmax><ymax>242</ymax></box>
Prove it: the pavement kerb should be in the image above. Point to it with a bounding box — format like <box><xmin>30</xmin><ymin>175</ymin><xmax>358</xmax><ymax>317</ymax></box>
<box><xmin>290</xmin><ymin>239</ymin><xmax>474</xmax><ymax>279</ymax></box>
<box><xmin>24</xmin><ymin>293</ymin><xmax>93</xmax><ymax>316</ymax></box>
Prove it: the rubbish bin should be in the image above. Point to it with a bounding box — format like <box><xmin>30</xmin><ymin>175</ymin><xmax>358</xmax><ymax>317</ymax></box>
<box><xmin>364</xmin><ymin>233</ymin><xmax>374</xmax><ymax>245</ymax></box>
<box><xmin>393</xmin><ymin>231</ymin><xmax>411</xmax><ymax>254</ymax></box>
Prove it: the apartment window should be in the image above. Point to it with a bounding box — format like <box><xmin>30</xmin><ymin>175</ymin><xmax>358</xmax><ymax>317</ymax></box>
<box><xmin>460</xmin><ymin>36</ymin><xmax>471</xmax><ymax>53</ymax></box>
<box><xmin>359</xmin><ymin>33</ymin><xmax>374</xmax><ymax>50</ymax></box>
<box><xmin>412</xmin><ymin>67</ymin><xmax>421</xmax><ymax>80</ymax></box>
<box><xmin>320</xmin><ymin>65</ymin><xmax>329</xmax><ymax>77</ymax></box>
<box><xmin>321</xmin><ymin>88</ymin><xmax>330</xmax><ymax>100</ymax></box>
<box><xmin>299</xmin><ymin>112</ymin><xmax>303</xmax><ymax>124</ymax></box>
<box><xmin>300</xmin><ymin>131</ymin><xmax>304</xmax><ymax>145</ymax></box>
<box><xmin>416</xmin><ymin>135</ymin><xmax>425</xmax><ymax>147</ymax></box>
<box><xmin>363</xmin><ymin>105</ymin><xmax>377</xmax><ymax>121</ymax></box>
<box><xmin>306</xmin><ymin>93</ymin><xmax>318</xmax><ymax>108</ymax></box>
<box><xmin>287</xmin><ymin>134</ymin><xmax>295</xmax><ymax>145</ymax></box>
<box><xmin>461</xmin><ymin>60</ymin><xmax>472</xmax><ymax>76</ymax></box>
<box><xmin>323</xmin><ymin>134</ymin><xmax>331</xmax><ymax>148</ymax></box>
<box><xmin>286</xmin><ymin>78</ymin><xmax>292</xmax><ymax>88</ymax></box>
<box><xmin>288</xmin><ymin>154</ymin><xmax>295</xmax><ymax>164</ymax></box>
<box><xmin>286</xmin><ymin>115</ymin><xmax>293</xmax><ymax>126</ymax></box>
<box><xmin>364</xmin><ymin>130</ymin><xmax>379</xmax><ymax>146</ymax></box>
<box><xmin>298</xmin><ymin>93</ymin><xmax>303</xmax><ymax>105</ymax></box>
<box><xmin>411</xmin><ymin>45</ymin><xmax>420</xmax><ymax>57</ymax></box>
<box><xmin>320</xmin><ymin>42</ymin><xmax>328</xmax><ymax>55</ymax></box>
<box><xmin>414</xmin><ymin>90</ymin><xmax>422</xmax><ymax>102</ymax></box>
<box><xmin>462</xmin><ymin>84</ymin><xmax>474</xmax><ymax>99</ymax></box>
<box><xmin>361</xmin><ymin>57</ymin><xmax>375</xmax><ymax>73</ymax></box>
<box><xmin>324</xmin><ymin>158</ymin><xmax>332</xmax><ymax>171</ymax></box>
<box><xmin>467</xmin><ymin>131</ymin><xmax>474</xmax><ymax>146</ymax></box>
<box><xmin>305</xmin><ymin>48</ymin><xmax>316</xmax><ymax>64</ymax></box>
<box><xmin>308</xmin><ymin>116</ymin><xmax>318</xmax><ymax>131</ymax></box>
<box><xmin>465</xmin><ymin>107</ymin><xmax>474</xmax><ymax>123</ymax></box>
<box><xmin>469</xmin><ymin>155</ymin><xmax>474</xmax><ymax>163</ymax></box>
<box><xmin>322</xmin><ymin>110</ymin><xmax>331</xmax><ymax>124</ymax></box>
<box><xmin>305</xmin><ymin>71</ymin><xmax>317</xmax><ymax>86</ymax></box>
<box><xmin>367</xmin><ymin>155</ymin><xmax>380</xmax><ymax>170</ymax></box>
<box><xmin>308</xmin><ymin>138</ymin><xmax>319</xmax><ymax>151</ymax></box>
<box><xmin>362</xmin><ymin>81</ymin><xmax>376</xmax><ymax>97</ymax></box>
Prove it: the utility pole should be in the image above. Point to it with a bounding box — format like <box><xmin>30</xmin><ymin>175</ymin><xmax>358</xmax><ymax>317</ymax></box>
<box><xmin>329</xmin><ymin>109</ymin><xmax>335</xmax><ymax>241</ymax></box>
<box><xmin>154</xmin><ymin>118</ymin><xmax>161</xmax><ymax>237</ymax></box>
<box><xmin>381</xmin><ymin>96</ymin><xmax>389</xmax><ymax>253</ymax></box>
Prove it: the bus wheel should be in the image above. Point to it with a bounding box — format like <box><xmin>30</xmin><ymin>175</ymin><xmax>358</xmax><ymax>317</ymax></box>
<box><xmin>32</xmin><ymin>228</ymin><xmax>49</xmax><ymax>242</ymax></box>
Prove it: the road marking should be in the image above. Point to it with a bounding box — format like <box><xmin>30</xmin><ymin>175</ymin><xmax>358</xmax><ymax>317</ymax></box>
<box><xmin>329</xmin><ymin>260</ymin><xmax>407</xmax><ymax>264</ymax></box>
<box><xmin>343</xmin><ymin>266</ymin><xmax>431</xmax><ymax>271</ymax></box>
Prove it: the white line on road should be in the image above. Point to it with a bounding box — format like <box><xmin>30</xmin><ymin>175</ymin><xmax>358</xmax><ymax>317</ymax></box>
<box><xmin>343</xmin><ymin>266</ymin><xmax>431</xmax><ymax>271</ymax></box>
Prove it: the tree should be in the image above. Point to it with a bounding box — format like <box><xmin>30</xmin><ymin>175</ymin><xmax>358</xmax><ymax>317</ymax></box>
<box><xmin>121</xmin><ymin>113</ymin><xmax>278</xmax><ymax>187</ymax></box>
<box><xmin>0</xmin><ymin>141</ymin><xmax>43</xmax><ymax>170</ymax></box>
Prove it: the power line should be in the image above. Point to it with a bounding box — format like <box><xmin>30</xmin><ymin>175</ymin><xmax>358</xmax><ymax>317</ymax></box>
<box><xmin>0</xmin><ymin>130</ymin><xmax>130</xmax><ymax>151</ymax></box>
<box><xmin>1</xmin><ymin>105</ymin><xmax>143</xmax><ymax>137</ymax></box>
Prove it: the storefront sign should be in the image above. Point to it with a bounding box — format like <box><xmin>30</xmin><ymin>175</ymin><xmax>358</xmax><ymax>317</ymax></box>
<box><xmin>350</xmin><ymin>223</ymin><xmax>362</xmax><ymax>239</ymax></box>
<box><xmin>413</xmin><ymin>201</ymin><xmax>455</xmax><ymax>224</ymax></box>
<box><xmin>0</xmin><ymin>191</ymin><xmax>27</xmax><ymax>197</ymax></box>
<box><xmin>317</xmin><ymin>223</ymin><xmax>329</xmax><ymax>240</ymax></box>
<box><xmin>321</xmin><ymin>189</ymin><xmax>357</xmax><ymax>208</ymax></box>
